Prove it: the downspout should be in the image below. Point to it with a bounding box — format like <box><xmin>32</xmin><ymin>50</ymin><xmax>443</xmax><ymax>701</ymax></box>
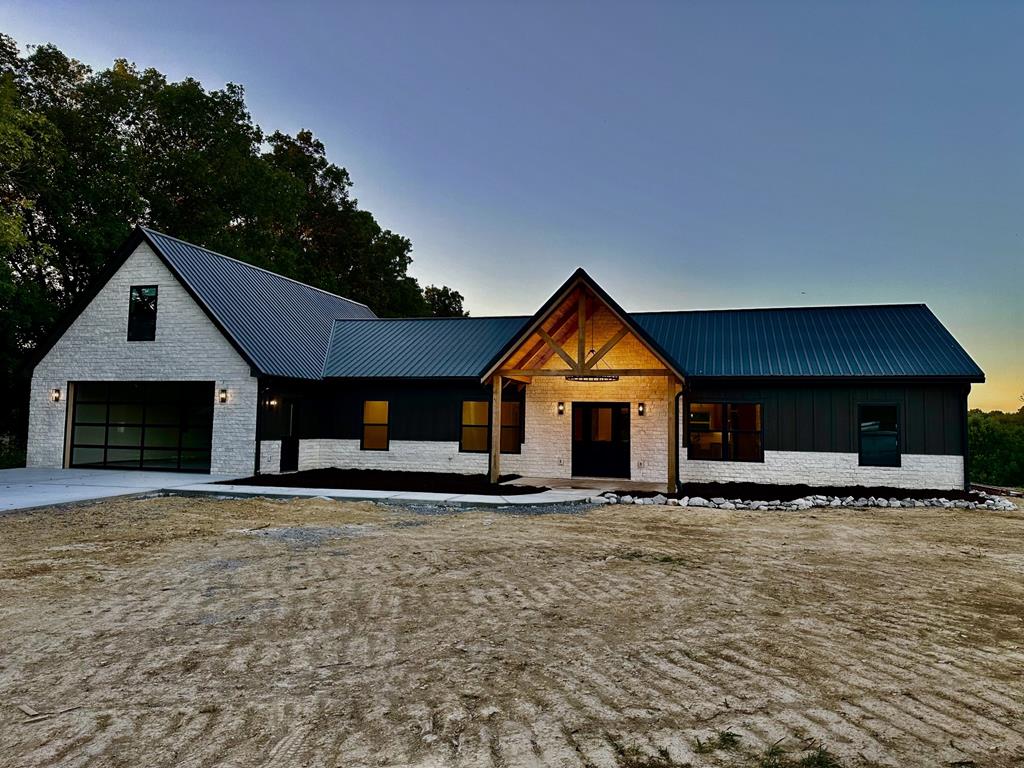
<box><xmin>254</xmin><ymin>378</ymin><xmax>264</xmax><ymax>477</ymax></box>
<box><xmin>674</xmin><ymin>388</ymin><xmax>685</xmax><ymax>495</ymax></box>
<box><xmin>962</xmin><ymin>383</ymin><xmax>971</xmax><ymax>491</ymax></box>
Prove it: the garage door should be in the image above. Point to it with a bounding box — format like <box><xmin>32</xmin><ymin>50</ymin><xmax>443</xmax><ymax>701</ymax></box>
<box><xmin>70</xmin><ymin>382</ymin><xmax>214</xmax><ymax>472</ymax></box>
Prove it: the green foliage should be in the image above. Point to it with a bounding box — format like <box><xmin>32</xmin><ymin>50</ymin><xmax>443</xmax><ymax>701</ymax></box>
<box><xmin>968</xmin><ymin>405</ymin><xmax>1024</xmax><ymax>487</ymax></box>
<box><xmin>423</xmin><ymin>284</ymin><xmax>468</xmax><ymax>317</ymax></box>
<box><xmin>0</xmin><ymin>33</ymin><xmax>464</xmax><ymax>445</ymax></box>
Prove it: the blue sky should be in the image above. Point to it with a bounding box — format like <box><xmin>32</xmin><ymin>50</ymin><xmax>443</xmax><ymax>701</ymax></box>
<box><xmin>6</xmin><ymin>0</ymin><xmax>1022</xmax><ymax>408</ymax></box>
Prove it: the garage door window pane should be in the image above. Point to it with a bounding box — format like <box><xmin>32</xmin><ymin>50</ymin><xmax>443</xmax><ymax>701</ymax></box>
<box><xmin>76</xmin><ymin>404</ymin><xmax>107</xmax><ymax>423</ymax></box>
<box><xmin>72</xmin><ymin>447</ymin><xmax>104</xmax><ymax>466</ymax></box>
<box><xmin>181</xmin><ymin>428</ymin><xmax>212</xmax><ymax>450</ymax></box>
<box><xmin>109</xmin><ymin>403</ymin><xmax>143</xmax><ymax>424</ymax></box>
<box><xmin>106</xmin><ymin>448</ymin><xmax>141</xmax><ymax>467</ymax></box>
<box><xmin>145</xmin><ymin>403</ymin><xmax>179</xmax><ymax>425</ymax></box>
<box><xmin>110</xmin><ymin>382</ymin><xmax>146</xmax><ymax>401</ymax></box>
<box><xmin>76</xmin><ymin>383</ymin><xmax>108</xmax><ymax>402</ymax></box>
<box><xmin>180</xmin><ymin>451</ymin><xmax>211</xmax><ymax>471</ymax></box>
<box><xmin>73</xmin><ymin>425</ymin><xmax>106</xmax><ymax>445</ymax></box>
<box><xmin>143</xmin><ymin>449</ymin><xmax>179</xmax><ymax>469</ymax></box>
<box><xmin>145</xmin><ymin>427</ymin><xmax>179</xmax><ymax>448</ymax></box>
<box><xmin>107</xmin><ymin>426</ymin><xmax>142</xmax><ymax>447</ymax></box>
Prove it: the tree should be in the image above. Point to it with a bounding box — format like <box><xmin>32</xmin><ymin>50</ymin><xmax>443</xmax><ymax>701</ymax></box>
<box><xmin>424</xmin><ymin>285</ymin><xmax>468</xmax><ymax>317</ymax></box>
<box><xmin>0</xmin><ymin>33</ymin><xmax>466</xmax><ymax>452</ymax></box>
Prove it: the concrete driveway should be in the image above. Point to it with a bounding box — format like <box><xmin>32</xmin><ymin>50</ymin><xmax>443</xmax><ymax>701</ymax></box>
<box><xmin>0</xmin><ymin>467</ymin><xmax>241</xmax><ymax>514</ymax></box>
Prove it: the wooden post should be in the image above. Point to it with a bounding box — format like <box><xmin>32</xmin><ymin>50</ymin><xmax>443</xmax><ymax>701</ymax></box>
<box><xmin>666</xmin><ymin>377</ymin><xmax>682</xmax><ymax>494</ymax></box>
<box><xmin>577</xmin><ymin>290</ymin><xmax>586</xmax><ymax>370</ymax></box>
<box><xmin>489</xmin><ymin>376</ymin><xmax>503</xmax><ymax>483</ymax></box>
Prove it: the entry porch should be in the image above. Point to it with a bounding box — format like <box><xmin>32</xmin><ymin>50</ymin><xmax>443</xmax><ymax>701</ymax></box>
<box><xmin>482</xmin><ymin>269</ymin><xmax>685</xmax><ymax>493</ymax></box>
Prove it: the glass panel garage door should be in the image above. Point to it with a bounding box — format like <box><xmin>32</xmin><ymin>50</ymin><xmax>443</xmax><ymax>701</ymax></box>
<box><xmin>70</xmin><ymin>382</ymin><xmax>214</xmax><ymax>472</ymax></box>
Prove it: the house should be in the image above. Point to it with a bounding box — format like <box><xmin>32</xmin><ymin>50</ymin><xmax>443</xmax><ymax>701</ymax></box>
<box><xmin>27</xmin><ymin>227</ymin><xmax>985</xmax><ymax>492</ymax></box>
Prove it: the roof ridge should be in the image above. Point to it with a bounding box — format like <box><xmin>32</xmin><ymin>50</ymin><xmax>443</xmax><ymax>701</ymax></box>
<box><xmin>332</xmin><ymin>314</ymin><xmax>528</xmax><ymax>323</ymax></box>
<box><xmin>632</xmin><ymin>302</ymin><xmax>929</xmax><ymax>315</ymax></box>
<box><xmin>141</xmin><ymin>226</ymin><xmax>373</xmax><ymax>311</ymax></box>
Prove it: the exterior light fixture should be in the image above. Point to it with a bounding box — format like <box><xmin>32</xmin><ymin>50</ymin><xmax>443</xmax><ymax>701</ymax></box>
<box><xmin>557</xmin><ymin>402</ymin><xmax>565</xmax><ymax>416</ymax></box>
<box><xmin>268</xmin><ymin>397</ymin><xmax>279</xmax><ymax>407</ymax></box>
<box><xmin>51</xmin><ymin>388</ymin><xmax>61</xmax><ymax>402</ymax></box>
<box><xmin>638</xmin><ymin>402</ymin><xmax>646</xmax><ymax>416</ymax></box>
<box><xmin>218</xmin><ymin>388</ymin><xmax>228</xmax><ymax>404</ymax></box>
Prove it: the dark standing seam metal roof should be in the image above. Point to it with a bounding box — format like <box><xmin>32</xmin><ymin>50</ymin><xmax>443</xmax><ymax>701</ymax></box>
<box><xmin>323</xmin><ymin>316</ymin><xmax>530</xmax><ymax>378</ymax></box>
<box><xmin>632</xmin><ymin>304</ymin><xmax>984</xmax><ymax>379</ymax></box>
<box><xmin>323</xmin><ymin>304</ymin><xmax>983</xmax><ymax>381</ymax></box>
<box><xmin>142</xmin><ymin>228</ymin><xmax>376</xmax><ymax>379</ymax></box>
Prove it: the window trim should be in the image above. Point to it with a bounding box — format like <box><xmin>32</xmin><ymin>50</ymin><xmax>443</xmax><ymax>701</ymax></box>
<box><xmin>686</xmin><ymin>399</ymin><xmax>765</xmax><ymax>463</ymax></box>
<box><xmin>459</xmin><ymin>399</ymin><xmax>490</xmax><ymax>454</ymax></box>
<box><xmin>360</xmin><ymin>399</ymin><xmax>390</xmax><ymax>451</ymax></box>
<box><xmin>127</xmin><ymin>285</ymin><xmax>158</xmax><ymax>342</ymax></box>
<box><xmin>857</xmin><ymin>402</ymin><xmax>901</xmax><ymax>468</ymax></box>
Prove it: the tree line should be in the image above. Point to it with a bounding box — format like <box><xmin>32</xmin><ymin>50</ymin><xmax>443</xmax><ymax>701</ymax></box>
<box><xmin>0</xmin><ymin>34</ymin><xmax>466</xmax><ymax>448</ymax></box>
<box><xmin>968</xmin><ymin>397</ymin><xmax>1024</xmax><ymax>489</ymax></box>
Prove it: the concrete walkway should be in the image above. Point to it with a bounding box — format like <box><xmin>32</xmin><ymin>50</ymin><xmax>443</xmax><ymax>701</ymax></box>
<box><xmin>0</xmin><ymin>468</ymin><xmax>600</xmax><ymax>512</ymax></box>
<box><xmin>0</xmin><ymin>467</ymin><xmax>242</xmax><ymax>513</ymax></box>
<box><xmin>172</xmin><ymin>482</ymin><xmax>596</xmax><ymax>507</ymax></box>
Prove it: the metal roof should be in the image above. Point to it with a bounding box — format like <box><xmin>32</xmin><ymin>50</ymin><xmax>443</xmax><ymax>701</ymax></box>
<box><xmin>143</xmin><ymin>228</ymin><xmax>376</xmax><ymax>378</ymax></box>
<box><xmin>323</xmin><ymin>316</ymin><xmax>529</xmax><ymax>378</ymax></box>
<box><xmin>323</xmin><ymin>304</ymin><xmax>982</xmax><ymax>381</ymax></box>
<box><xmin>633</xmin><ymin>304</ymin><xmax>984</xmax><ymax>380</ymax></box>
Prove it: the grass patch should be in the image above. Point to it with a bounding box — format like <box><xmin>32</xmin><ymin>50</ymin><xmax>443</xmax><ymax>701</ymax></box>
<box><xmin>694</xmin><ymin>729</ymin><xmax>742</xmax><ymax>753</ymax></box>
<box><xmin>606</xmin><ymin>734</ymin><xmax>687</xmax><ymax>768</ymax></box>
<box><xmin>758</xmin><ymin>741</ymin><xmax>844</xmax><ymax>768</ymax></box>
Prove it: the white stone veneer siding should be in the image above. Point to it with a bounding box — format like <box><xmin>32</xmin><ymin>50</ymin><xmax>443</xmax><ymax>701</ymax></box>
<box><xmin>500</xmin><ymin>375</ymin><xmax>673</xmax><ymax>483</ymax></box>
<box><xmin>259</xmin><ymin>440</ymin><xmax>282</xmax><ymax>474</ymax></box>
<box><xmin>298</xmin><ymin>439</ymin><xmax>488</xmax><ymax>474</ymax></box>
<box><xmin>27</xmin><ymin>242</ymin><xmax>258</xmax><ymax>475</ymax></box>
<box><xmin>679</xmin><ymin>448</ymin><xmax>964</xmax><ymax>490</ymax></box>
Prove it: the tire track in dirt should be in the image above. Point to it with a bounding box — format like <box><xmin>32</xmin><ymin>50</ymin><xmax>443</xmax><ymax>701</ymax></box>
<box><xmin>2</xmin><ymin>498</ymin><xmax>1024</xmax><ymax>766</ymax></box>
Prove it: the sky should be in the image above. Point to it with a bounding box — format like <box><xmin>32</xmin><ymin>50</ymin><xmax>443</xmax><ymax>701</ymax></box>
<box><xmin>4</xmin><ymin>0</ymin><xmax>1022</xmax><ymax>410</ymax></box>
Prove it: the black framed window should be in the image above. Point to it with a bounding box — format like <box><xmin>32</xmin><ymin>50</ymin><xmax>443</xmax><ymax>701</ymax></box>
<box><xmin>687</xmin><ymin>402</ymin><xmax>763</xmax><ymax>462</ymax></box>
<box><xmin>460</xmin><ymin>401</ymin><xmax>489</xmax><ymax>452</ymax></box>
<box><xmin>127</xmin><ymin>285</ymin><xmax>158</xmax><ymax>341</ymax></box>
<box><xmin>500</xmin><ymin>401</ymin><xmax>522</xmax><ymax>454</ymax></box>
<box><xmin>361</xmin><ymin>400</ymin><xmax>389</xmax><ymax>450</ymax></box>
<box><xmin>859</xmin><ymin>404</ymin><xmax>900</xmax><ymax>467</ymax></box>
<box><xmin>460</xmin><ymin>400</ymin><xmax>522</xmax><ymax>453</ymax></box>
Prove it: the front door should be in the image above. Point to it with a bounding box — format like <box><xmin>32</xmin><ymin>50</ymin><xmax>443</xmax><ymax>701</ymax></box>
<box><xmin>572</xmin><ymin>402</ymin><xmax>630</xmax><ymax>478</ymax></box>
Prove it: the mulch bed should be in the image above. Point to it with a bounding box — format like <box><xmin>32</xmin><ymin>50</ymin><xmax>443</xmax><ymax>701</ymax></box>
<box><xmin>623</xmin><ymin>482</ymin><xmax>979</xmax><ymax>502</ymax></box>
<box><xmin>217</xmin><ymin>468</ymin><xmax>549</xmax><ymax>496</ymax></box>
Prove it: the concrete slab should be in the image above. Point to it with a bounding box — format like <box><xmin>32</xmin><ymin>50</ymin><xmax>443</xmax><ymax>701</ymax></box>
<box><xmin>171</xmin><ymin>483</ymin><xmax>593</xmax><ymax>507</ymax></box>
<box><xmin>0</xmin><ymin>467</ymin><xmax>242</xmax><ymax>514</ymax></box>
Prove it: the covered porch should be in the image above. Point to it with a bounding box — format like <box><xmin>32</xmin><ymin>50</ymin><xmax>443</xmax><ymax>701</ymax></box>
<box><xmin>482</xmin><ymin>269</ymin><xmax>685</xmax><ymax>494</ymax></box>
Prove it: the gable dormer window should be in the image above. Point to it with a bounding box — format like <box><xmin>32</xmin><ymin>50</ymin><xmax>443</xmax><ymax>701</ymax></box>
<box><xmin>127</xmin><ymin>285</ymin><xmax>158</xmax><ymax>341</ymax></box>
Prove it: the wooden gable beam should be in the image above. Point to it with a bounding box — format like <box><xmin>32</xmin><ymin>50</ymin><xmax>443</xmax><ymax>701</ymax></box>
<box><xmin>584</xmin><ymin>325</ymin><xmax>629</xmax><ymax>370</ymax></box>
<box><xmin>509</xmin><ymin>294</ymin><xmax>578</xmax><ymax>370</ymax></box>
<box><xmin>537</xmin><ymin>328</ymin><xmax>578</xmax><ymax>370</ymax></box>
<box><xmin>530</xmin><ymin>290</ymin><xmax>597</xmax><ymax>370</ymax></box>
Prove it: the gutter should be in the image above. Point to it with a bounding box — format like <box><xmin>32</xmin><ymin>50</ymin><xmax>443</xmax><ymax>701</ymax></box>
<box><xmin>674</xmin><ymin>388</ymin><xmax>685</xmax><ymax>495</ymax></box>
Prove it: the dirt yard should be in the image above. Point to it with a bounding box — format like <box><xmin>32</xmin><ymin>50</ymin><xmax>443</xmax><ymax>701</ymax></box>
<box><xmin>1</xmin><ymin>496</ymin><xmax>1022</xmax><ymax>768</ymax></box>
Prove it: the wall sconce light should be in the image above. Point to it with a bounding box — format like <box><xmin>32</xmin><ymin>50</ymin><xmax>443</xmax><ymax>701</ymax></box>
<box><xmin>218</xmin><ymin>388</ymin><xmax>228</xmax><ymax>404</ymax></box>
<box><xmin>557</xmin><ymin>401</ymin><xmax>565</xmax><ymax>416</ymax></box>
<box><xmin>267</xmin><ymin>397</ymin><xmax>279</xmax><ymax>407</ymax></box>
<box><xmin>638</xmin><ymin>402</ymin><xmax>646</xmax><ymax>416</ymax></box>
<box><xmin>51</xmin><ymin>388</ymin><xmax>61</xmax><ymax>402</ymax></box>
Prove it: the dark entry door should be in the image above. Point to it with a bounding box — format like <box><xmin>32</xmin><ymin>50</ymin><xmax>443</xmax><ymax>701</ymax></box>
<box><xmin>572</xmin><ymin>402</ymin><xmax>630</xmax><ymax>478</ymax></box>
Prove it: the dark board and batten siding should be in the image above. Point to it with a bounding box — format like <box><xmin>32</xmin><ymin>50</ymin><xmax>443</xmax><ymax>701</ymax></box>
<box><xmin>259</xmin><ymin>379</ymin><xmax>524</xmax><ymax>443</ymax></box>
<box><xmin>685</xmin><ymin>381</ymin><xmax>968</xmax><ymax>456</ymax></box>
